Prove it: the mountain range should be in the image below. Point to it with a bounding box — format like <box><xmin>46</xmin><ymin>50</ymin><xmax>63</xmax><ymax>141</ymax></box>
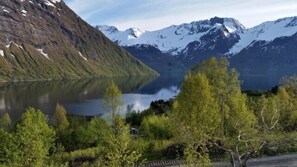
<box><xmin>97</xmin><ymin>16</ymin><xmax>297</xmax><ymax>77</ymax></box>
<box><xmin>0</xmin><ymin>0</ymin><xmax>157</xmax><ymax>81</ymax></box>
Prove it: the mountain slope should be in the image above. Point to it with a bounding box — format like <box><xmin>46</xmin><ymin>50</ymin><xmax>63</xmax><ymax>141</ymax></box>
<box><xmin>124</xmin><ymin>44</ymin><xmax>186</xmax><ymax>76</ymax></box>
<box><xmin>97</xmin><ymin>16</ymin><xmax>297</xmax><ymax>77</ymax></box>
<box><xmin>0</xmin><ymin>0</ymin><xmax>157</xmax><ymax>81</ymax></box>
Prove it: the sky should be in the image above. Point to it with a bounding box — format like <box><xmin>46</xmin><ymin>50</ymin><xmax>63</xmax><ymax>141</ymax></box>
<box><xmin>64</xmin><ymin>0</ymin><xmax>297</xmax><ymax>31</ymax></box>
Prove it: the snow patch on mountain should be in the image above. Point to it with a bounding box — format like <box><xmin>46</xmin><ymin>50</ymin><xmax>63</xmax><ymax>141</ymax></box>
<box><xmin>0</xmin><ymin>50</ymin><xmax>4</xmax><ymax>57</ymax></box>
<box><xmin>78</xmin><ymin>51</ymin><xmax>87</xmax><ymax>61</ymax></box>
<box><xmin>18</xmin><ymin>0</ymin><xmax>61</xmax><ymax>7</ymax></box>
<box><xmin>37</xmin><ymin>49</ymin><xmax>50</xmax><ymax>60</ymax></box>
<box><xmin>5</xmin><ymin>42</ymin><xmax>24</xmax><ymax>50</ymax></box>
<box><xmin>3</xmin><ymin>9</ymin><xmax>10</xmax><ymax>13</ymax></box>
<box><xmin>21</xmin><ymin>9</ymin><xmax>27</xmax><ymax>16</ymax></box>
<box><xmin>223</xmin><ymin>18</ymin><xmax>245</xmax><ymax>33</ymax></box>
<box><xmin>50</xmin><ymin>0</ymin><xmax>61</xmax><ymax>3</ymax></box>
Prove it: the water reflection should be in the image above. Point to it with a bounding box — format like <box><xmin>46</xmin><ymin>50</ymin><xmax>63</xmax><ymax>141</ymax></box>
<box><xmin>0</xmin><ymin>77</ymin><xmax>159</xmax><ymax>120</ymax></box>
<box><xmin>0</xmin><ymin>74</ymin><xmax>287</xmax><ymax>121</ymax></box>
<box><xmin>65</xmin><ymin>86</ymin><xmax>180</xmax><ymax>117</ymax></box>
<box><xmin>239</xmin><ymin>75</ymin><xmax>282</xmax><ymax>91</ymax></box>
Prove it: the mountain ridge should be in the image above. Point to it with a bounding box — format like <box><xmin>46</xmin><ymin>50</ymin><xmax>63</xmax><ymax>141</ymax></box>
<box><xmin>96</xmin><ymin>17</ymin><xmax>244</xmax><ymax>55</ymax></box>
<box><xmin>97</xmin><ymin>16</ymin><xmax>297</xmax><ymax>76</ymax></box>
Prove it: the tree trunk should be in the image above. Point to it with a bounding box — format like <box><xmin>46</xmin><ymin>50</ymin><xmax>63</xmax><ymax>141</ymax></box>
<box><xmin>229</xmin><ymin>152</ymin><xmax>235</xmax><ymax>167</ymax></box>
<box><xmin>231</xmin><ymin>148</ymin><xmax>248</xmax><ymax>167</ymax></box>
<box><xmin>241</xmin><ymin>161</ymin><xmax>247</xmax><ymax>167</ymax></box>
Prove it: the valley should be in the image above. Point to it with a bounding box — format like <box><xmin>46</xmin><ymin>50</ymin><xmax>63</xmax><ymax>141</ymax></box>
<box><xmin>0</xmin><ymin>0</ymin><xmax>297</xmax><ymax>167</ymax></box>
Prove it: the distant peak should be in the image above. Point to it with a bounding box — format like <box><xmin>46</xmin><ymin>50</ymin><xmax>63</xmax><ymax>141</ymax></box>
<box><xmin>96</xmin><ymin>25</ymin><xmax>119</xmax><ymax>34</ymax></box>
<box><xmin>209</xmin><ymin>17</ymin><xmax>245</xmax><ymax>32</ymax></box>
<box><xmin>275</xmin><ymin>16</ymin><xmax>297</xmax><ymax>27</ymax></box>
<box><xmin>18</xmin><ymin>0</ymin><xmax>62</xmax><ymax>3</ymax></box>
<box><xmin>18</xmin><ymin>0</ymin><xmax>62</xmax><ymax>8</ymax></box>
<box><xmin>125</xmin><ymin>28</ymin><xmax>143</xmax><ymax>38</ymax></box>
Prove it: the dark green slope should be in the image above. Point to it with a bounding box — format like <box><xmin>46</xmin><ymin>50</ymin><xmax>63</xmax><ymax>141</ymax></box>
<box><xmin>0</xmin><ymin>0</ymin><xmax>157</xmax><ymax>81</ymax></box>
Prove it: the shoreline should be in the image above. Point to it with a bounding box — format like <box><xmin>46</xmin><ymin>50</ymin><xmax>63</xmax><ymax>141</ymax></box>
<box><xmin>0</xmin><ymin>74</ymin><xmax>159</xmax><ymax>83</ymax></box>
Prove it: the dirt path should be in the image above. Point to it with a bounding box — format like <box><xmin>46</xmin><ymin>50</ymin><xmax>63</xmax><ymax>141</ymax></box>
<box><xmin>212</xmin><ymin>154</ymin><xmax>297</xmax><ymax>167</ymax></box>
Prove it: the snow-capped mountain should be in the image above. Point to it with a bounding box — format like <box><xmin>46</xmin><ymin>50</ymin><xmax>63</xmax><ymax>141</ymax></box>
<box><xmin>97</xmin><ymin>17</ymin><xmax>244</xmax><ymax>55</ymax></box>
<box><xmin>97</xmin><ymin>16</ymin><xmax>297</xmax><ymax>76</ymax></box>
<box><xmin>229</xmin><ymin>17</ymin><xmax>297</xmax><ymax>54</ymax></box>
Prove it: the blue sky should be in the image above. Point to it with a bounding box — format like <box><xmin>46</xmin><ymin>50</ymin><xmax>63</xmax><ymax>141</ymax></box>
<box><xmin>64</xmin><ymin>0</ymin><xmax>297</xmax><ymax>31</ymax></box>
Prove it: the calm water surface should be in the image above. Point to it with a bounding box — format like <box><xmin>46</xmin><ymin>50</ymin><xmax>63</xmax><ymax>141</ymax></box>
<box><xmin>0</xmin><ymin>75</ymin><xmax>285</xmax><ymax>120</ymax></box>
<box><xmin>0</xmin><ymin>77</ymin><xmax>183</xmax><ymax>120</ymax></box>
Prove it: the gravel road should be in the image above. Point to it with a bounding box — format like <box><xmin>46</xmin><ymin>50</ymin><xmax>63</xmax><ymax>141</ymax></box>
<box><xmin>146</xmin><ymin>154</ymin><xmax>297</xmax><ymax>167</ymax></box>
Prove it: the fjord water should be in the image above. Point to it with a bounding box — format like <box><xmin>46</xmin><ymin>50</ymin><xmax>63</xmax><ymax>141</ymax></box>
<box><xmin>0</xmin><ymin>75</ymin><xmax>282</xmax><ymax>120</ymax></box>
<box><xmin>0</xmin><ymin>77</ymin><xmax>182</xmax><ymax>121</ymax></box>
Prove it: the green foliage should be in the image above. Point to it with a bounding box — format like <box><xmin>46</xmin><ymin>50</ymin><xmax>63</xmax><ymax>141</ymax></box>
<box><xmin>14</xmin><ymin>107</ymin><xmax>56</xmax><ymax>167</ymax></box>
<box><xmin>0</xmin><ymin>129</ymin><xmax>17</xmax><ymax>165</ymax></box>
<box><xmin>223</xmin><ymin>92</ymin><xmax>257</xmax><ymax>139</ymax></box>
<box><xmin>192</xmin><ymin>57</ymin><xmax>241</xmax><ymax>96</ymax></box>
<box><xmin>104</xmin><ymin>81</ymin><xmax>124</xmax><ymax>130</ymax></box>
<box><xmin>53</xmin><ymin>104</ymin><xmax>69</xmax><ymax>131</ymax></box>
<box><xmin>56</xmin><ymin>116</ymin><xmax>87</xmax><ymax>151</ymax></box>
<box><xmin>184</xmin><ymin>144</ymin><xmax>210</xmax><ymax>167</ymax></box>
<box><xmin>255</xmin><ymin>95</ymin><xmax>280</xmax><ymax>131</ymax></box>
<box><xmin>281</xmin><ymin>75</ymin><xmax>297</xmax><ymax>97</ymax></box>
<box><xmin>172</xmin><ymin>73</ymin><xmax>220</xmax><ymax>165</ymax></box>
<box><xmin>78</xmin><ymin>118</ymin><xmax>111</xmax><ymax>147</ymax></box>
<box><xmin>54</xmin><ymin>147</ymin><xmax>103</xmax><ymax>163</ymax></box>
<box><xmin>104</xmin><ymin>81</ymin><xmax>123</xmax><ymax>112</ymax></box>
<box><xmin>177</xmin><ymin>57</ymin><xmax>262</xmax><ymax>166</ymax></box>
<box><xmin>139</xmin><ymin>115</ymin><xmax>173</xmax><ymax>140</ymax></box>
<box><xmin>0</xmin><ymin>113</ymin><xmax>11</xmax><ymax>131</ymax></box>
<box><xmin>192</xmin><ymin>57</ymin><xmax>257</xmax><ymax>141</ymax></box>
<box><xmin>101</xmin><ymin>82</ymin><xmax>144</xmax><ymax>166</ymax></box>
<box><xmin>173</xmin><ymin>73</ymin><xmax>220</xmax><ymax>144</ymax></box>
<box><xmin>57</xmin><ymin>116</ymin><xmax>109</xmax><ymax>152</ymax></box>
<box><xmin>126</xmin><ymin>110</ymin><xmax>142</xmax><ymax>127</ymax></box>
<box><xmin>102</xmin><ymin>117</ymin><xmax>144</xmax><ymax>167</ymax></box>
<box><xmin>274</xmin><ymin>84</ymin><xmax>297</xmax><ymax>131</ymax></box>
<box><xmin>126</xmin><ymin>100</ymin><xmax>173</xmax><ymax>127</ymax></box>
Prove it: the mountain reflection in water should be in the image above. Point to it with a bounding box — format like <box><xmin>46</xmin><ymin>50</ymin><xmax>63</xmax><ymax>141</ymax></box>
<box><xmin>0</xmin><ymin>74</ymin><xmax>286</xmax><ymax>121</ymax></box>
<box><xmin>0</xmin><ymin>76</ymin><xmax>183</xmax><ymax>121</ymax></box>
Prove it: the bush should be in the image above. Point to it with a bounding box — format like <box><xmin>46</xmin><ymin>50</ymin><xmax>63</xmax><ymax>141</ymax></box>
<box><xmin>54</xmin><ymin>147</ymin><xmax>103</xmax><ymax>163</ymax></box>
<box><xmin>139</xmin><ymin>115</ymin><xmax>173</xmax><ymax>140</ymax></box>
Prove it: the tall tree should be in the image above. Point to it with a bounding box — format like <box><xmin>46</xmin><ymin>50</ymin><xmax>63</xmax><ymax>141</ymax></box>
<box><xmin>102</xmin><ymin>82</ymin><xmax>143</xmax><ymax>166</ymax></box>
<box><xmin>103</xmin><ymin>81</ymin><xmax>124</xmax><ymax>133</ymax></box>
<box><xmin>0</xmin><ymin>112</ymin><xmax>11</xmax><ymax>131</ymax></box>
<box><xmin>53</xmin><ymin>104</ymin><xmax>69</xmax><ymax>131</ymax></box>
<box><xmin>214</xmin><ymin>92</ymin><xmax>259</xmax><ymax>167</ymax></box>
<box><xmin>278</xmin><ymin>76</ymin><xmax>297</xmax><ymax>130</ymax></box>
<box><xmin>192</xmin><ymin>57</ymin><xmax>241</xmax><ymax>136</ymax></box>
<box><xmin>101</xmin><ymin>117</ymin><xmax>143</xmax><ymax>167</ymax></box>
<box><xmin>15</xmin><ymin>107</ymin><xmax>56</xmax><ymax>167</ymax></box>
<box><xmin>172</xmin><ymin>73</ymin><xmax>220</xmax><ymax>166</ymax></box>
<box><xmin>188</xmin><ymin>57</ymin><xmax>273</xmax><ymax>167</ymax></box>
